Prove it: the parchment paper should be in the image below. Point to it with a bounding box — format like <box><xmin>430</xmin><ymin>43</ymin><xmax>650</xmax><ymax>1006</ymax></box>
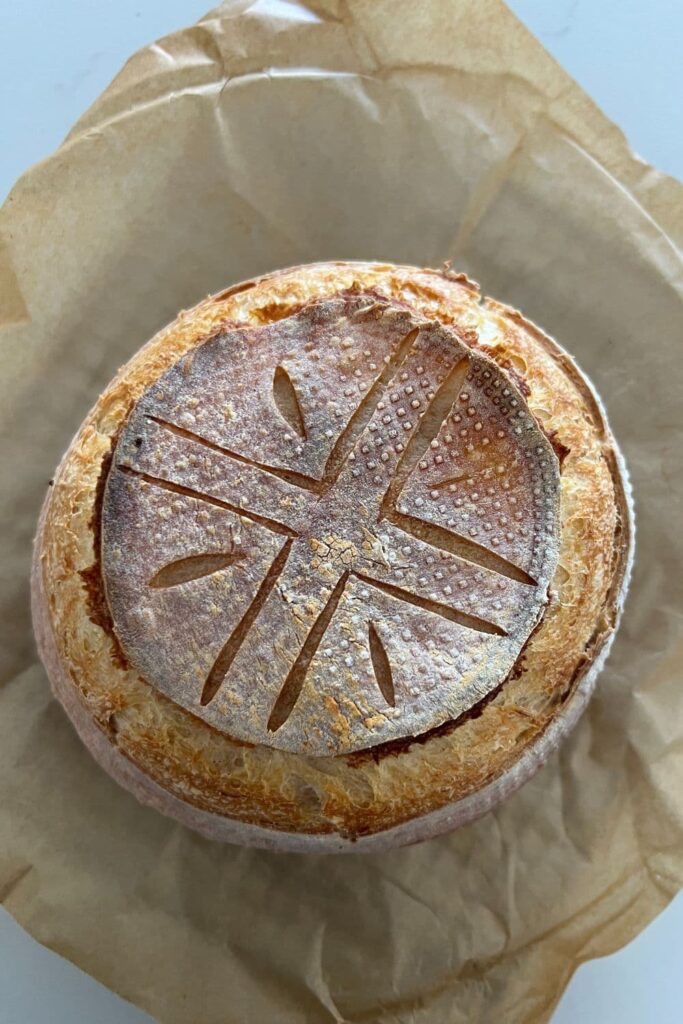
<box><xmin>1</xmin><ymin>2</ymin><xmax>682</xmax><ymax>1022</ymax></box>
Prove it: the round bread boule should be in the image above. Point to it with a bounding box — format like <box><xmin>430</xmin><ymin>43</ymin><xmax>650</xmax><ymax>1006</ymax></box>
<box><xmin>32</xmin><ymin>262</ymin><xmax>633</xmax><ymax>852</ymax></box>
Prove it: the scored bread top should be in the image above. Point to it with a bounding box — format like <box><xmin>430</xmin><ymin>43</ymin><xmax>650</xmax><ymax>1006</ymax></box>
<box><xmin>101</xmin><ymin>293</ymin><xmax>560</xmax><ymax>756</ymax></box>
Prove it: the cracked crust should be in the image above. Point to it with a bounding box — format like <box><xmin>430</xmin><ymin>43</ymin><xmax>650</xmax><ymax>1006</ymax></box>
<box><xmin>31</xmin><ymin>261</ymin><xmax>633</xmax><ymax>849</ymax></box>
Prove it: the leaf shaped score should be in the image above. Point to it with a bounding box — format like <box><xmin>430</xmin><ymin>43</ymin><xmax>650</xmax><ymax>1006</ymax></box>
<box><xmin>272</xmin><ymin>365</ymin><xmax>307</xmax><ymax>438</ymax></box>
<box><xmin>149</xmin><ymin>550</ymin><xmax>244</xmax><ymax>588</ymax></box>
<box><xmin>368</xmin><ymin>622</ymin><xmax>395</xmax><ymax>706</ymax></box>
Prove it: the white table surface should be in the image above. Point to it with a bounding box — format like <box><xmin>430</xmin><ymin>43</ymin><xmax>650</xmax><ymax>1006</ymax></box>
<box><xmin>1</xmin><ymin>2</ymin><xmax>681</xmax><ymax>1022</ymax></box>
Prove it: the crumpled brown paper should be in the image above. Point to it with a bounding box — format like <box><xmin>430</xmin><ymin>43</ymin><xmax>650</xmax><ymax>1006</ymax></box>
<box><xmin>1</xmin><ymin>1</ymin><xmax>682</xmax><ymax>1021</ymax></box>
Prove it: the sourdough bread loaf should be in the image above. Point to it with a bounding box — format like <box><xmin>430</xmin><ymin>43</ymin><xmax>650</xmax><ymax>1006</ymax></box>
<box><xmin>32</xmin><ymin>262</ymin><xmax>633</xmax><ymax>851</ymax></box>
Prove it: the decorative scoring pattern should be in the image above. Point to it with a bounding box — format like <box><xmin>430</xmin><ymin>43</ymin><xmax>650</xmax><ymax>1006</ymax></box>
<box><xmin>101</xmin><ymin>295</ymin><xmax>561</xmax><ymax>755</ymax></box>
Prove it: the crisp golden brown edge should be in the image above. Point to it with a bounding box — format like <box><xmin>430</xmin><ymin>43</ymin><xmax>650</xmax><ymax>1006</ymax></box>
<box><xmin>32</xmin><ymin>262</ymin><xmax>632</xmax><ymax>844</ymax></box>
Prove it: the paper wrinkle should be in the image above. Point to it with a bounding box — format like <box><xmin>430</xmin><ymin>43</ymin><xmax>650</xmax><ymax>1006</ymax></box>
<box><xmin>566</xmin><ymin>875</ymin><xmax>648</xmax><ymax>962</ymax></box>
<box><xmin>1</xmin><ymin>1</ymin><xmax>683</xmax><ymax>1022</ymax></box>
<box><xmin>148</xmin><ymin>41</ymin><xmax>183</xmax><ymax>69</ymax></box>
<box><xmin>449</xmin><ymin>133</ymin><xmax>529</xmax><ymax>261</ymax></box>
<box><xmin>210</xmin><ymin>96</ymin><xmax>310</xmax><ymax>255</ymax></box>
<box><xmin>249</xmin><ymin>0</ymin><xmax>325</xmax><ymax>23</ymax></box>
<box><xmin>552</xmin><ymin>135</ymin><xmax>683</xmax><ymax>275</ymax></box>
<box><xmin>68</xmin><ymin>66</ymin><xmax>366</xmax><ymax>155</ymax></box>
<box><xmin>467</xmin><ymin>862</ymin><xmax>644</xmax><ymax>977</ymax></box>
<box><xmin>0</xmin><ymin>237</ymin><xmax>31</xmax><ymax>329</ymax></box>
<box><xmin>371</xmin><ymin>61</ymin><xmax>550</xmax><ymax>102</ymax></box>
<box><xmin>0</xmin><ymin>865</ymin><xmax>34</xmax><ymax>907</ymax></box>
<box><xmin>265</xmin><ymin>65</ymin><xmax>358</xmax><ymax>77</ymax></box>
<box><xmin>301</xmin><ymin>922</ymin><xmax>346</xmax><ymax>1023</ymax></box>
<box><xmin>378</xmin><ymin>873</ymin><xmax>452</xmax><ymax>941</ymax></box>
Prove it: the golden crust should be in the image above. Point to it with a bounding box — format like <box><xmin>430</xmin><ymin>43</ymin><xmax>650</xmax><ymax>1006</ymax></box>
<box><xmin>33</xmin><ymin>262</ymin><xmax>631</xmax><ymax>840</ymax></box>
